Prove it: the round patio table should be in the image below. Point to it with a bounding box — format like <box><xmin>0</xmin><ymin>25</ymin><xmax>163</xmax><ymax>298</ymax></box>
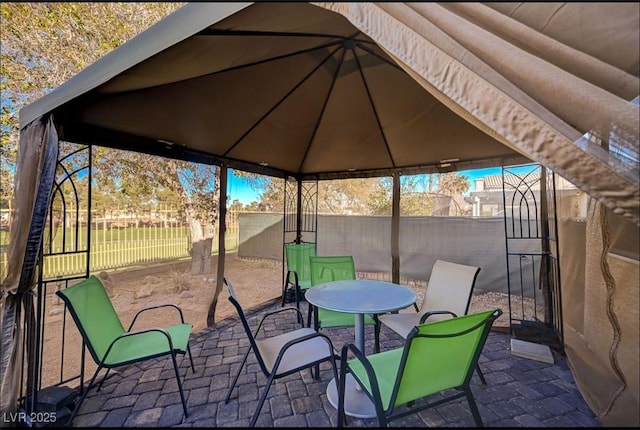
<box><xmin>305</xmin><ymin>279</ymin><xmax>416</xmax><ymax>418</ymax></box>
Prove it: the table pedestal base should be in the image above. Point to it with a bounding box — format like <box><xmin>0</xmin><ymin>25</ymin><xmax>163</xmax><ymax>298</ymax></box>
<box><xmin>326</xmin><ymin>374</ymin><xmax>376</xmax><ymax>419</ymax></box>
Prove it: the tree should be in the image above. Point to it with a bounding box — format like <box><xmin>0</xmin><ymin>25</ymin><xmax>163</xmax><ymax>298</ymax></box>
<box><xmin>437</xmin><ymin>172</ymin><xmax>470</xmax><ymax>196</ymax></box>
<box><xmin>228</xmin><ymin>199</ymin><xmax>245</xmax><ymax>212</ymax></box>
<box><xmin>92</xmin><ymin>148</ymin><xmax>219</xmax><ymax>275</ymax></box>
<box><xmin>1</xmin><ymin>3</ymin><xmax>233</xmax><ymax>324</ymax></box>
<box><xmin>1</xmin><ymin>2</ymin><xmax>182</xmax><ymax>214</ymax></box>
<box><xmin>365</xmin><ymin>173</ymin><xmax>471</xmax><ymax>216</ymax></box>
<box><xmin>238</xmin><ymin>174</ymin><xmax>380</xmax><ymax>215</ymax></box>
<box><xmin>436</xmin><ymin>172</ymin><xmax>471</xmax><ymax>216</ymax></box>
<box><xmin>0</xmin><ymin>2</ymin><xmax>183</xmax><ymax>198</ymax></box>
<box><xmin>0</xmin><ymin>114</ymin><xmax>15</xmax><ymax>212</ymax></box>
<box><xmin>367</xmin><ymin>176</ymin><xmax>436</xmax><ymax>216</ymax></box>
<box><xmin>318</xmin><ymin>178</ymin><xmax>378</xmax><ymax>215</ymax></box>
<box><xmin>256</xmin><ymin>178</ymin><xmax>285</xmax><ymax>211</ymax></box>
<box><xmin>367</xmin><ymin>178</ymin><xmax>393</xmax><ymax>215</ymax></box>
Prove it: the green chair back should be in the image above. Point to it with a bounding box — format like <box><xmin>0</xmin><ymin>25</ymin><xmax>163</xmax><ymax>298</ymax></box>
<box><xmin>56</xmin><ymin>275</ymin><xmax>126</xmax><ymax>364</ymax></box>
<box><xmin>309</xmin><ymin>255</ymin><xmax>376</xmax><ymax>328</ymax></box>
<box><xmin>309</xmin><ymin>255</ymin><xmax>356</xmax><ymax>285</ymax></box>
<box><xmin>56</xmin><ymin>275</ymin><xmax>194</xmax><ymax>424</ymax></box>
<box><xmin>284</xmin><ymin>242</ymin><xmax>316</xmax><ymax>289</ymax></box>
<box><xmin>342</xmin><ymin>309</ymin><xmax>502</xmax><ymax>427</ymax></box>
<box><xmin>395</xmin><ymin>309</ymin><xmax>495</xmax><ymax>406</ymax></box>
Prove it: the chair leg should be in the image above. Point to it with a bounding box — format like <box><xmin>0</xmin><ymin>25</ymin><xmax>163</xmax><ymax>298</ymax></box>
<box><xmin>307</xmin><ymin>302</ymin><xmax>319</xmax><ymax>332</ymax></box>
<box><xmin>464</xmin><ymin>386</ymin><xmax>484</xmax><ymax>427</ymax></box>
<box><xmin>311</xmin><ymin>308</ymin><xmax>321</xmax><ymax>379</ymax></box>
<box><xmin>330</xmin><ymin>353</ymin><xmax>340</xmax><ymax>386</ymax></box>
<box><xmin>294</xmin><ymin>285</ymin><xmax>303</xmax><ymax>324</ymax></box>
<box><xmin>187</xmin><ymin>344</ymin><xmax>195</xmax><ymax>372</ymax></box>
<box><xmin>250</xmin><ymin>373</ymin><xmax>276</xmax><ymax>427</ymax></box>
<box><xmin>373</xmin><ymin>316</ymin><xmax>381</xmax><ymax>353</ymax></box>
<box><xmin>65</xmin><ymin>364</ymin><xmax>103</xmax><ymax>426</ymax></box>
<box><xmin>171</xmin><ymin>351</ymin><xmax>188</xmax><ymax>418</ymax></box>
<box><xmin>96</xmin><ymin>368</ymin><xmax>111</xmax><ymax>392</ymax></box>
<box><xmin>225</xmin><ymin>344</ymin><xmax>252</xmax><ymax>403</ymax></box>
<box><xmin>306</xmin><ymin>302</ymin><xmax>313</xmax><ymax>329</ymax></box>
<box><xmin>337</xmin><ymin>353</ymin><xmax>348</xmax><ymax>427</ymax></box>
<box><xmin>282</xmin><ymin>274</ymin><xmax>295</xmax><ymax>308</ymax></box>
<box><xmin>475</xmin><ymin>363</ymin><xmax>487</xmax><ymax>385</ymax></box>
<box><xmin>281</xmin><ymin>279</ymin><xmax>288</xmax><ymax>307</ymax></box>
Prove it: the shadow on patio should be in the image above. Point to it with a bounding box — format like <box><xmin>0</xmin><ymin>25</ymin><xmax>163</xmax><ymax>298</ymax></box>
<box><xmin>69</xmin><ymin>298</ymin><xmax>600</xmax><ymax>428</ymax></box>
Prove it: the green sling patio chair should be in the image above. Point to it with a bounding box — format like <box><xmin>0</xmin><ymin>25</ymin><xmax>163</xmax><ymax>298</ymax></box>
<box><xmin>337</xmin><ymin>308</ymin><xmax>502</xmax><ymax>428</ymax></box>
<box><xmin>223</xmin><ymin>277</ymin><xmax>339</xmax><ymax>427</ymax></box>
<box><xmin>309</xmin><ymin>255</ymin><xmax>380</xmax><ymax>354</ymax></box>
<box><xmin>282</xmin><ymin>241</ymin><xmax>316</xmax><ymax>312</ymax></box>
<box><xmin>378</xmin><ymin>259</ymin><xmax>487</xmax><ymax>383</ymax></box>
<box><xmin>55</xmin><ymin>275</ymin><xmax>195</xmax><ymax>425</ymax></box>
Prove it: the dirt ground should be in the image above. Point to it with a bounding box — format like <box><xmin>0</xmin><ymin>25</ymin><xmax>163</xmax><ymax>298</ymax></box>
<box><xmin>41</xmin><ymin>255</ymin><xmax>282</xmax><ymax>388</ymax></box>
<box><xmin>40</xmin><ymin>254</ymin><xmax>534</xmax><ymax>388</ymax></box>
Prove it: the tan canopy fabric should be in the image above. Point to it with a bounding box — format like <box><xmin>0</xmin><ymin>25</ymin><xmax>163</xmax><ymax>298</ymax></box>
<box><xmin>18</xmin><ymin>2</ymin><xmax>638</xmax><ymax>224</ymax></box>
<box><xmin>317</xmin><ymin>2</ymin><xmax>639</xmax><ymax>224</ymax></box>
<box><xmin>1</xmin><ymin>117</ymin><xmax>59</xmax><ymax>416</ymax></box>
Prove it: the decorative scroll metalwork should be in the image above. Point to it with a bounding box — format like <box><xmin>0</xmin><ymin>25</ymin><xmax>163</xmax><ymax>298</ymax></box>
<box><xmin>282</xmin><ymin>177</ymin><xmax>318</xmax><ymax>301</ymax></box>
<box><xmin>283</xmin><ymin>177</ymin><xmax>318</xmax><ymax>244</ymax></box>
<box><xmin>502</xmin><ymin>163</ymin><xmax>563</xmax><ymax>351</ymax></box>
<box><xmin>20</xmin><ymin>142</ymin><xmax>92</xmax><ymax>418</ymax></box>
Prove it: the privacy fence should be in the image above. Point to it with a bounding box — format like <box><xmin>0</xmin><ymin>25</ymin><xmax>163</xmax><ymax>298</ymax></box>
<box><xmin>237</xmin><ymin>213</ymin><xmax>541</xmax><ymax>297</ymax></box>
<box><xmin>1</xmin><ymin>210</ymin><xmax>539</xmax><ymax>296</ymax></box>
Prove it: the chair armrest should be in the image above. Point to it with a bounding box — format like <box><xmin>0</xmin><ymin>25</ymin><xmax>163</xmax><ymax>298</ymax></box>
<box><xmin>128</xmin><ymin>303</ymin><xmax>186</xmax><ymax>331</ymax></box>
<box><xmin>374</xmin><ymin>302</ymin><xmax>417</xmax><ymax>319</ymax></box>
<box><xmin>254</xmin><ymin>306</ymin><xmax>305</xmax><ymax>336</ymax></box>
<box><xmin>101</xmin><ymin>327</ymin><xmax>175</xmax><ymax>366</ymax></box>
<box><xmin>418</xmin><ymin>310</ymin><xmax>457</xmax><ymax>324</ymax></box>
<box><xmin>340</xmin><ymin>343</ymin><xmax>384</xmax><ymax>408</ymax></box>
<box><xmin>271</xmin><ymin>331</ymin><xmax>336</xmax><ymax>371</ymax></box>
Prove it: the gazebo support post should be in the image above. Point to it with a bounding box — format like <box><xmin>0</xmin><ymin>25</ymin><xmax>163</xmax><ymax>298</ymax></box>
<box><xmin>391</xmin><ymin>173</ymin><xmax>401</xmax><ymax>284</ymax></box>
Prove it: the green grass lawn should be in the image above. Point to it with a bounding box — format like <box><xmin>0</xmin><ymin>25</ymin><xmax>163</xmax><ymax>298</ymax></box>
<box><xmin>0</xmin><ymin>225</ymin><xmax>239</xmax><ymax>279</ymax></box>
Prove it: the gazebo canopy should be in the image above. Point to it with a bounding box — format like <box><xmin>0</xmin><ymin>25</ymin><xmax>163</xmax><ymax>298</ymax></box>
<box><xmin>18</xmin><ymin>2</ymin><xmax>639</xmax><ymax>222</ymax></box>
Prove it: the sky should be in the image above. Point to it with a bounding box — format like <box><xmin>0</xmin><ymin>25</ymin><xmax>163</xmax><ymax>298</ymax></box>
<box><xmin>227</xmin><ymin>170</ymin><xmax>261</xmax><ymax>205</ymax></box>
<box><xmin>225</xmin><ymin>164</ymin><xmax>539</xmax><ymax>205</ymax></box>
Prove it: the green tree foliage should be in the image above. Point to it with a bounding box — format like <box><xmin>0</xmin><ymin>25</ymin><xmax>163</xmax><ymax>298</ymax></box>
<box><xmin>438</xmin><ymin>172</ymin><xmax>470</xmax><ymax>196</ymax></box>
<box><xmin>236</xmin><ymin>172</ymin><xmax>381</xmax><ymax>215</ymax></box>
<box><xmin>318</xmin><ymin>178</ymin><xmax>378</xmax><ymax>214</ymax></box>
<box><xmin>0</xmin><ymin>4</ymin><xmax>230</xmax><ymax>276</ymax></box>
<box><xmin>256</xmin><ymin>177</ymin><xmax>285</xmax><ymax>211</ymax></box>
<box><xmin>0</xmin><ymin>3</ymin><xmax>182</xmax><ymax>206</ymax></box>
<box><xmin>92</xmin><ymin>147</ymin><xmax>219</xmax><ymax>274</ymax></box>
<box><xmin>367</xmin><ymin>179</ymin><xmax>394</xmax><ymax>215</ymax></box>
<box><xmin>367</xmin><ymin>177</ymin><xmax>435</xmax><ymax>215</ymax></box>
<box><xmin>228</xmin><ymin>199</ymin><xmax>244</xmax><ymax>212</ymax></box>
<box><xmin>241</xmin><ymin>171</ymin><xmax>471</xmax><ymax>216</ymax></box>
<box><xmin>366</xmin><ymin>173</ymin><xmax>470</xmax><ymax>216</ymax></box>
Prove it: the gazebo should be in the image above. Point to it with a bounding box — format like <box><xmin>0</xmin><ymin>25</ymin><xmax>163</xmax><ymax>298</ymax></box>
<box><xmin>2</xmin><ymin>3</ymin><xmax>638</xmax><ymax>426</ymax></box>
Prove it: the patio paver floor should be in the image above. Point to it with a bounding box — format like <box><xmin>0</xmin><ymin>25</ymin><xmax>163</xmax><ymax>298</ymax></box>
<box><xmin>70</xmin><ymin>298</ymin><xmax>600</xmax><ymax>428</ymax></box>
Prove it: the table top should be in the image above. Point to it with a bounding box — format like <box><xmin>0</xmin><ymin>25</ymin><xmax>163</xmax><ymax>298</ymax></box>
<box><xmin>305</xmin><ymin>279</ymin><xmax>416</xmax><ymax>314</ymax></box>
